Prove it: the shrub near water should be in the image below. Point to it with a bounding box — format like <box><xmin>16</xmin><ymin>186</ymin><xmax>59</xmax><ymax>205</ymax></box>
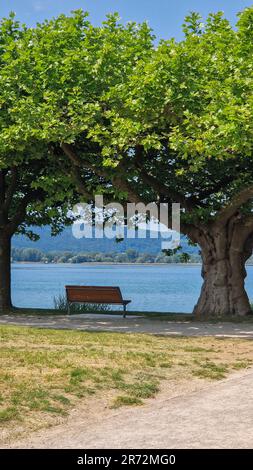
<box><xmin>53</xmin><ymin>293</ymin><xmax>111</xmax><ymax>314</ymax></box>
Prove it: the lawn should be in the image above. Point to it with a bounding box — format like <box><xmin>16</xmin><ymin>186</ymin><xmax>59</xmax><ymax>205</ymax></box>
<box><xmin>1</xmin><ymin>325</ymin><xmax>253</xmax><ymax>442</ymax></box>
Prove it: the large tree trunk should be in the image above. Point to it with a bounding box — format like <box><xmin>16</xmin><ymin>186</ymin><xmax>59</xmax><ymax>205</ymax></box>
<box><xmin>0</xmin><ymin>232</ymin><xmax>12</xmax><ymax>312</ymax></box>
<box><xmin>193</xmin><ymin>255</ymin><xmax>251</xmax><ymax>318</ymax></box>
<box><xmin>191</xmin><ymin>225</ymin><xmax>252</xmax><ymax>318</ymax></box>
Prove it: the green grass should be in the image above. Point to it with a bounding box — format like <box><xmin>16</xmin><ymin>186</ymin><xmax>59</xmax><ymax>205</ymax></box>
<box><xmin>232</xmin><ymin>360</ymin><xmax>252</xmax><ymax>370</ymax></box>
<box><xmin>0</xmin><ymin>407</ymin><xmax>18</xmax><ymax>422</ymax></box>
<box><xmin>112</xmin><ymin>396</ymin><xmax>143</xmax><ymax>408</ymax></box>
<box><xmin>193</xmin><ymin>362</ymin><xmax>229</xmax><ymax>380</ymax></box>
<box><xmin>117</xmin><ymin>380</ymin><xmax>159</xmax><ymax>399</ymax></box>
<box><xmin>0</xmin><ymin>324</ymin><xmax>253</xmax><ymax>436</ymax></box>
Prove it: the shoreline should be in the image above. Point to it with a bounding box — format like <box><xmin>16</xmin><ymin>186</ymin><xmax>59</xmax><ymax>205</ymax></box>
<box><xmin>12</xmin><ymin>261</ymin><xmax>202</xmax><ymax>266</ymax></box>
<box><xmin>11</xmin><ymin>261</ymin><xmax>253</xmax><ymax>267</ymax></box>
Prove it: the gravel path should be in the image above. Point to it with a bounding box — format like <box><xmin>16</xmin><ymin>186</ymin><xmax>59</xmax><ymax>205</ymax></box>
<box><xmin>4</xmin><ymin>368</ymin><xmax>253</xmax><ymax>449</ymax></box>
<box><xmin>0</xmin><ymin>314</ymin><xmax>253</xmax><ymax>338</ymax></box>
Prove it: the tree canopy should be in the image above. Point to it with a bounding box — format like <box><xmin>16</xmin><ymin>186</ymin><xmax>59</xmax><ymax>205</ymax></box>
<box><xmin>2</xmin><ymin>8</ymin><xmax>252</xmax><ymax>215</ymax></box>
<box><xmin>0</xmin><ymin>7</ymin><xmax>253</xmax><ymax>316</ymax></box>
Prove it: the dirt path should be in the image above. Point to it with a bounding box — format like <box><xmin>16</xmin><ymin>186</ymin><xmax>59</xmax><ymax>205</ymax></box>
<box><xmin>1</xmin><ymin>314</ymin><xmax>253</xmax><ymax>338</ymax></box>
<box><xmin>4</xmin><ymin>368</ymin><xmax>253</xmax><ymax>449</ymax></box>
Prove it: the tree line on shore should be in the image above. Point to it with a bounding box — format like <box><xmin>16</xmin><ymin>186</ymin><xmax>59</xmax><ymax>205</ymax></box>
<box><xmin>12</xmin><ymin>247</ymin><xmax>201</xmax><ymax>264</ymax></box>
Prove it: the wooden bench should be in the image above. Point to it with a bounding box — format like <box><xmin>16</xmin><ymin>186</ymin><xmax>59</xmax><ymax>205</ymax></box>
<box><xmin>65</xmin><ymin>285</ymin><xmax>131</xmax><ymax>318</ymax></box>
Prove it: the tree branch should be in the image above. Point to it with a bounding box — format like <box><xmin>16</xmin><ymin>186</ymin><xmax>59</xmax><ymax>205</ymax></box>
<box><xmin>60</xmin><ymin>143</ymin><xmax>81</xmax><ymax>167</ymax></box>
<box><xmin>61</xmin><ymin>143</ymin><xmax>146</xmax><ymax>204</ymax></box>
<box><xmin>0</xmin><ymin>170</ymin><xmax>6</xmax><ymax>206</ymax></box>
<box><xmin>137</xmin><ymin>167</ymin><xmax>198</xmax><ymax>209</ymax></box>
<box><xmin>133</xmin><ymin>145</ymin><xmax>198</xmax><ymax>209</ymax></box>
<box><xmin>6</xmin><ymin>189</ymin><xmax>46</xmax><ymax>235</ymax></box>
<box><xmin>71</xmin><ymin>167</ymin><xmax>93</xmax><ymax>200</ymax></box>
<box><xmin>197</xmin><ymin>175</ymin><xmax>236</xmax><ymax>200</ymax></box>
<box><xmin>4</xmin><ymin>167</ymin><xmax>18</xmax><ymax>212</ymax></box>
<box><xmin>61</xmin><ymin>142</ymin><xmax>108</xmax><ymax>179</ymax></box>
<box><xmin>216</xmin><ymin>186</ymin><xmax>253</xmax><ymax>225</ymax></box>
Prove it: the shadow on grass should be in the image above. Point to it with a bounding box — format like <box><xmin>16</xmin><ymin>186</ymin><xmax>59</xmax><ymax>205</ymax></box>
<box><xmin>2</xmin><ymin>306</ymin><xmax>253</xmax><ymax>323</ymax></box>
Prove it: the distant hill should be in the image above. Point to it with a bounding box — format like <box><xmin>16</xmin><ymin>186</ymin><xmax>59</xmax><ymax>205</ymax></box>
<box><xmin>12</xmin><ymin>226</ymin><xmax>198</xmax><ymax>255</ymax></box>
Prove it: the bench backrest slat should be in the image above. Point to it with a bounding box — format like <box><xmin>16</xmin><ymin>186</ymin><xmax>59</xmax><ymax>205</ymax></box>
<box><xmin>65</xmin><ymin>286</ymin><xmax>123</xmax><ymax>304</ymax></box>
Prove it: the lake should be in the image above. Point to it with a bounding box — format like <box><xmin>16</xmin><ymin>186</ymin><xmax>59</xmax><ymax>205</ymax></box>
<box><xmin>12</xmin><ymin>263</ymin><xmax>253</xmax><ymax>313</ymax></box>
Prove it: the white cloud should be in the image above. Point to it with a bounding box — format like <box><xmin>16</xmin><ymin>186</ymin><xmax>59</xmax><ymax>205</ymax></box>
<box><xmin>33</xmin><ymin>1</ymin><xmax>47</xmax><ymax>12</ymax></box>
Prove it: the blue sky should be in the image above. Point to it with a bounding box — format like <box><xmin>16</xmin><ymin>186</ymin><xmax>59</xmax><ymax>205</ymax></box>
<box><xmin>1</xmin><ymin>1</ymin><xmax>252</xmax><ymax>39</ymax></box>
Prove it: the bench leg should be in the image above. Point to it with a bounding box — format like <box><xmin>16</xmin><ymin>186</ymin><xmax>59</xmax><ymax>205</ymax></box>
<box><xmin>123</xmin><ymin>304</ymin><xmax>127</xmax><ymax>319</ymax></box>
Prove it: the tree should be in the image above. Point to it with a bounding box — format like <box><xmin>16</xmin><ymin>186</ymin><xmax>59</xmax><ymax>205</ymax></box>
<box><xmin>180</xmin><ymin>253</ymin><xmax>191</xmax><ymax>264</ymax></box>
<box><xmin>86</xmin><ymin>8</ymin><xmax>253</xmax><ymax>317</ymax></box>
<box><xmin>3</xmin><ymin>9</ymin><xmax>253</xmax><ymax>317</ymax></box>
<box><xmin>0</xmin><ymin>10</ymin><xmax>154</xmax><ymax>196</ymax></box>
<box><xmin>0</xmin><ymin>153</ymin><xmax>79</xmax><ymax>311</ymax></box>
<box><xmin>125</xmin><ymin>249</ymin><xmax>138</xmax><ymax>261</ymax></box>
<box><xmin>0</xmin><ymin>10</ymin><xmax>155</xmax><ymax>312</ymax></box>
<box><xmin>0</xmin><ymin>16</ymin><xmax>84</xmax><ymax>312</ymax></box>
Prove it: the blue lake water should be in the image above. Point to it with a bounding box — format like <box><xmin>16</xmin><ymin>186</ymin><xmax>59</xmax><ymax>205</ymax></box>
<box><xmin>11</xmin><ymin>264</ymin><xmax>253</xmax><ymax>313</ymax></box>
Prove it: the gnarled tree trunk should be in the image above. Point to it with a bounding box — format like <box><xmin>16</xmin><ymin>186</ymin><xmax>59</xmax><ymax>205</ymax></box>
<box><xmin>189</xmin><ymin>223</ymin><xmax>252</xmax><ymax>318</ymax></box>
<box><xmin>0</xmin><ymin>231</ymin><xmax>12</xmax><ymax>312</ymax></box>
<box><xmin>0</xmin><ymin>167</ymin><xmax>47</xmax><ymax>314</ymax></box>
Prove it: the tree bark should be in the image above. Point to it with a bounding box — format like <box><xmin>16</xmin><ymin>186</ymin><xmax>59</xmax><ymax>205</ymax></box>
<box><xmin>0</xmin><ymin>232</ymin><xmax>12</xmax><ymax>312</ymax></box>
<box><xmin>192</xmin><ymin>225</ymin><xmax>252</xmax><ymax>318</ymax></box>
